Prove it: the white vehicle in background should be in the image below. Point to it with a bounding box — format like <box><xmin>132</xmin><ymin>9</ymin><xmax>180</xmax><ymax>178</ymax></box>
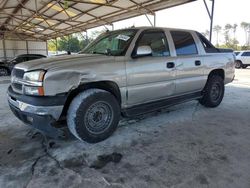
<box><xmin>235</xmin><ymin>51</ymin><xmax>250</xmax><ymax>69</ymax></box>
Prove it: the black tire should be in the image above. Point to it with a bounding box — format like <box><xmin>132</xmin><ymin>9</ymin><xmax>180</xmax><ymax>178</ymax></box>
<box><xmin>0</xmin><ymin>67</ymin><xmax>9</xmax><ymax>76</ymax></box>
<box><xmin>235</xmin><ymin>60</ymin><xmax>242</xmax><ymax>69</ymax></box>
<box><xmin>67</xmin><ymin>89</ymin><xmax>120</xmax><ymax>143</ymax></box>
<box><xmin>242</xmin><ymin>65</ymin><xmax>247</xmax><ymax>69</ymax></box>
<box><xmin>199</xmin><ymin>75</ymin><xmax>224</xmax><ymax>108</ymax></box>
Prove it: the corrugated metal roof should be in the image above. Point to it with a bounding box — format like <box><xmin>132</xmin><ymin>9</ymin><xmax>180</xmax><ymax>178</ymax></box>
<box><xmin>0</xmin><ymin>0</ymin><xmax>197</xmax><ymax>40</ymax></box>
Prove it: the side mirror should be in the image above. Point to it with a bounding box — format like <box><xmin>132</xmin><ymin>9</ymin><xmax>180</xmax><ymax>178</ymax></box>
<box><xmin>135</xmin><ymin>45</ymin><xmax>152</xmax><ymax>57</ymax></box>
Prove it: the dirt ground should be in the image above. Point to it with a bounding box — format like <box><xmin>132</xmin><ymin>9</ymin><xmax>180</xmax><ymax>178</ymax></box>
<box><xmin>0</xmin><ymin>69</ymin><xmax>250</xmax><ymax>188</ymax></box>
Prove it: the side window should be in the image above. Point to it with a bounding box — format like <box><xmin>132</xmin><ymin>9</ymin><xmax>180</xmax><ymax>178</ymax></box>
<box><xmin>171</xmin><ymin>31</ymin><xmax>198</xmax><ymax>56</ymax></box>
<box><xmin>28</xmin><ymin>56</ymin><xmax>39</xmax><ymax>61</ymax></box>
<box><xmin>242</xmin><ymin>52</ymin><xmax>250</xmax><ymax>57</ymax></box>
<box><xmin>15</xmin><ymin>57</ymin><xmax>25</xmax><ymax>64</ymax></box>
<box><xmin>136</xmin><ymin>31</ymin><xmax>170</xmax><ymax>57</ymax></box>
<box><xmin>197</xmin><ymin>32</ymin><xmax>218</xmax><ymax>53</ymax></box>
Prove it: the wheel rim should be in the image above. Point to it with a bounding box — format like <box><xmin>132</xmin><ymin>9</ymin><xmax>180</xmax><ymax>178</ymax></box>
<box><xmin>210</xmin><ymin>83</ymin><xmax>221</xmax><ymax>102</ymax></box>
<box><xmin>84</xmin><ymin>101</ymin><xmax>113</xmax><ymax>134</ymax></box>
<box><xmin>235</xmin><ymin>62</ymin><xmax>241</xmax><ymax>68</ymax></box>
<box><xmin>0</xmin><ymin>68</ymin><xmax>7</xmax><ymax>76</ymax></box>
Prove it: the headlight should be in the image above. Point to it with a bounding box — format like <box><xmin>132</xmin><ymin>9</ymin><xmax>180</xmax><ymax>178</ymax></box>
<box><xmin>23</xmin><ymin>70</ymin><xmax>45</xmax><ymax>96</ymax></box>
<box><xmin>23</xmin><ymin>70</ymin><xmax>45</xmax><ymax>82</ymax></box>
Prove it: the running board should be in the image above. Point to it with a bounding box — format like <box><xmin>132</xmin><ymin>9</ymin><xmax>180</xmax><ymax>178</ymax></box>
<box><xmin>122</xmin><ymin>91</ymin><xmax>202</xmax><ymax>117</ymax></box>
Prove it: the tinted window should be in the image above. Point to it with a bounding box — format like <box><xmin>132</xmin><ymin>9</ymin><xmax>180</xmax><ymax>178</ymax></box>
<box><xmin>234</xmin><ymin>52</ymin><xmax>240</xmax><ymax>56</ymax></box>
<box><xmin>136</xmin><ymin>31</ymin><xmax>170</xmax><ymax>57</ymax></box>
<box><xmin>28</xmin><ymin>56</ymin><xmax>40</xmax><ymax>61</ymax></box>
<box><xmin>197</xmin><ymin>32</ymin><xmax>218</xmax><ymax>53</ymax></box>
<box><xmin>15</xmin><ymin>57</ymin><xmax>26</xmax><ymax>64</ymax></box>
<box><xmin>171</xmin><ymin>31</ymin><xmax>198</xmax><ymax>56</ymax></box>
<box><xmin>242</xmin><ymin>52</ymin><xmax>250</xmax><ymax>56</ymax></box>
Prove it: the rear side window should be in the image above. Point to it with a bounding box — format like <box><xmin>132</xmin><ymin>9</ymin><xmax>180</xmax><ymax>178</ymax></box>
<box><xmin>171</xmin><ymin>31</ymin><xmax>198</xmax><ymax>56</ymax></box>
<box><xmin>197</xmin><ymin>32</ymin><xmax>218</xmax><ymax>53</ymax></box>
<box><xmin>242</xmin><ymin>52</ymin><xmax>250</xmax><ymax>56</ymax></box>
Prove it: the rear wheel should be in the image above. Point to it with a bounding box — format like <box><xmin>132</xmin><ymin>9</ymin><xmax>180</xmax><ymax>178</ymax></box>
<box><xmin>67</xmin><ymin>89</ymin><xmax>120</xmax><ymax>143</ymax></box>
<box><xmin>199</xmin><ymin>75</ymin><xmax>224</xmax><ymax>108</ymax></box>
<box><xmin>235</xmin><ymin>61</ymin><xmax>242</xmax><ymax>69</ymax></box>
<box><xmin>242</xmin><ymin>65</ymin><xmax>247</xmax><ymax>69</ymax></box>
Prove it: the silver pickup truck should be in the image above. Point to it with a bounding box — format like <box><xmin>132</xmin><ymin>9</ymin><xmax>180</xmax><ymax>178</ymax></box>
<box><xmin>7</xmin><ymin>27</ymin><xmax>235</xmax><ymax>143</ymax></box>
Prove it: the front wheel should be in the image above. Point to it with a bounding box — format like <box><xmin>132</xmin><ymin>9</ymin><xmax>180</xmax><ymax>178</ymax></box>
<box><xmin>67</xmin><ymin>89</ymin><xmax>121</xmax><ymax>143</ymax></box>
<box><xmin>0</xmin><ymin>67</ymin><xmax>9</xmax><ymax>76</ymax></box>
<box><xmin>235</xmin><ymin>61</ymin><xmax>242</xmax><ymax>69</ymax></box>
<box><xmin>199</xmin><ymin>75</ymin><xmax>225</xmax><ymax>108</ymax></box>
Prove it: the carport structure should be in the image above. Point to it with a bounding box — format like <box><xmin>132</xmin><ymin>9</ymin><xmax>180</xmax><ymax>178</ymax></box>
<box><xmin>0</xmin><ymin>0</ymin><xmax>215</xmax><ymax>58</ymax></box>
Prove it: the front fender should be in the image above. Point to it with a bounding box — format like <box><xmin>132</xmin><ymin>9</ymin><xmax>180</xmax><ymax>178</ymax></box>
<box><xmin>43</xmin><ymin>70</ymin><xmax>97</xmax><ymax>96</ymax></box>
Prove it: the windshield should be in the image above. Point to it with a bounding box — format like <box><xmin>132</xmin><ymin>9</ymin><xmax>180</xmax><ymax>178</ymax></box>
<box><xmin>234</xmin><ymin>52</ymin><xmax>240</xmax><ymax>56</ymax></box>
<box><xmin>81</xmin><ymin>29</ymin><xmax>138</xmax><ymax>56</ymax></box>
<box><xmin>9</xmin><ymin>57</ymin><xmax>18</xmax><ymax>64</ymax></box>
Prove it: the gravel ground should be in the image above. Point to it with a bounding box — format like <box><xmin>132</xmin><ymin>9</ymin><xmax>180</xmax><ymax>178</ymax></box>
<box><xmin>0</xmin><ymin>69</ymin><xmax>250</xmax><ymax>188</ymax></box>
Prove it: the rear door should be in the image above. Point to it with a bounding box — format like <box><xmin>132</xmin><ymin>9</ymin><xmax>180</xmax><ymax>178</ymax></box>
<box><xmin>241</xmin><ymin>51</ymin><xmax>250</xmax><ymax>64</ymax></box>
<box><xmin>126</xmin><ymin>29</ymin><xmax>176</xmax><ymax>106</ymax></box>
<box><xmin>170</xmin><ymin>30</ymin><xmax>205</xmax><ymax>95</ymax></box>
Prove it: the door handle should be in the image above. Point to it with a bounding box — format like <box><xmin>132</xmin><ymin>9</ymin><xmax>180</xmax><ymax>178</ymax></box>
<box><xmin>166</xmin><ymin>62</ymin><xmax>175</xmax><ymax>69</ymax></box>
<box><xmin>195</xmin><ymin>60</ymin><xmax>201</xmax><ymax>66</ymax></box>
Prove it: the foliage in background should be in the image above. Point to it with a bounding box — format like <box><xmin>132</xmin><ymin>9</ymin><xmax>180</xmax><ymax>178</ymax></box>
<box><xmin>48</xmin><ymin>23</ymin><xmax>250</xmax><ymax>52</ymax></box>
<box><xmin>48</xmin><ymin>30</ymin><xmax>106</xmax><ymax>52</ymax></box>
<box><xmin>211</xmin><ymin>22</ymin><xmax>250</xmax><ymax>50</ymax></box>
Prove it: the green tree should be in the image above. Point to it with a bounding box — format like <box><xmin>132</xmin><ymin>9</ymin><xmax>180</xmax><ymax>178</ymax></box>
<box><xmin>48</xmin><ymin>40</ymin><xmax>56</xmax><ymax>51</ymax></box>
<box><xmin>57</xmin><ymin>35</ymin><xmax>81</xmax><ymax>53</ymax></box>
<box><xmin>213</xmin><ymin>25</ymin><xmax>222</xmax><ymax>46</ymax></box>
<box><xmin>232</xmin><ymin>24</ymin><xmax>238</xmax><ymax>40</ymax></box>
<box><xmin>224</xmin><ymin>24</ymin><xmax>232</xmax><ymax>44</ymax></box>
<box><xmin>241</xmin><ymin>22</ymin><xmax>250</xmax><ymax>45</ymax></box>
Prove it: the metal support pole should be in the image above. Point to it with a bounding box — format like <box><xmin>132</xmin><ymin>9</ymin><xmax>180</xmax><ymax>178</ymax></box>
<box><xmin>2</xmin><ymin>38</ymin><xmax>7</xmax><ymax>61</ymax></box>
<box><xmin>209</xmin><ymin>0</ymin><xmax>215</xmax><ymax>42</ymax></box>
<box><xmin>26</xmin><ymin>41</ymin><xmax>29</xmax><ymax>54</ymax></box>
<box><xmin>154</xmin><ymin>14</ymin><xmax>156</xmax><ymax>27</ymax></box>
<box><xmin>203</xmin><ymin>0</ymin><xmax>215</xmax><ymax>42</ymax></box>
<box><xmin>86</xmin><ymin>31</ymin><xmax>89</xmax><ymax>44</ymax></box>
<box><xmin>45</xmin><ymin>40</ymin><xmax>48</xmax><ymax>56</ymax></box>
<box><xmin>55</xmin><ymin>38</ymin><xmax>58</xmax><ymax>55</ymax></box>
<box><xmin>145</xmin><ymin>14</ymin><xmax>154</xmax><ymax>27</ymax></box>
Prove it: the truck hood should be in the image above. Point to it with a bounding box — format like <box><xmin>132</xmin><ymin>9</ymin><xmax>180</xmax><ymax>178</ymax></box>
<box><xmin>15</xmin><ymin>54</ymin><xmax>115</xmax><ymax>71</ymax></box>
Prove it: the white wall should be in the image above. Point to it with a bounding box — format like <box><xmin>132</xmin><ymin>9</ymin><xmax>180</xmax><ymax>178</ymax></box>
<box><xmin>0</xmin><ymin>40</ymin><xmax>47</xmax><ymax>61</ymax></box>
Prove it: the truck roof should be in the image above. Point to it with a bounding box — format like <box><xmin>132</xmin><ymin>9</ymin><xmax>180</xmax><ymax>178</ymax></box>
<box><xmin>106</xmin><ymin>26</ymin><xmax>196</xmax><ymax>33</ymax></box>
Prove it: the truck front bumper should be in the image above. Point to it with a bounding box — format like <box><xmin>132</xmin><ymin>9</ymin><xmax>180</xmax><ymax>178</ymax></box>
<box><xmin>7</xmin><ymin>86</ymin><xmax>67</xmax><ymax>138</ymax></box>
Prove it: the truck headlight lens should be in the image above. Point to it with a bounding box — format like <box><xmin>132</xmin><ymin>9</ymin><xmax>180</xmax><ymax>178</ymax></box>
<box><xmin>23</xmin><ymin>70</ymin><xmax>45</xmax><ymax>96</ymax></box>
<box><xmin>24</xmin><ymin>70</ymin><xmax>45</xmax><ymax>82</ymax></box>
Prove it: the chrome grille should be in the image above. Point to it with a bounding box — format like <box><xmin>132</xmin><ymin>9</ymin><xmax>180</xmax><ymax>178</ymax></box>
<box><xmin>11</xmin><ymin>68</ymin><xmax>25</xmax><ymax>93</ymax></box>
<box><xmin>12</xmin><ymin>68</ymin><xmax>25</xmax><ymax>79</ymax></box>
<box><xmin>12</xmin><ymin>83</ymin><xmax>22</xmax><ymax>90</ymax></box>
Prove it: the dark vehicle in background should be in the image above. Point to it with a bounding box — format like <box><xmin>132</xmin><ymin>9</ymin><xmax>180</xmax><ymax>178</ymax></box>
<box><xmin>0</xmin><ymin>54</ymin><xmax>46</xmax><ymax>76</ymax></box>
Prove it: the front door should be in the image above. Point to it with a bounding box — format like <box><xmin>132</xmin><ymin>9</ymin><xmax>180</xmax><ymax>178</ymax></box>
<box><xmin>126</xmin><ymin>29</ymin><xmax>176</xmax><ymax>106</ymax></box>
<box><xmin>241</xmin><ymin>51</ymin><xmax>250</xmax><ymax>64</ymax></box>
